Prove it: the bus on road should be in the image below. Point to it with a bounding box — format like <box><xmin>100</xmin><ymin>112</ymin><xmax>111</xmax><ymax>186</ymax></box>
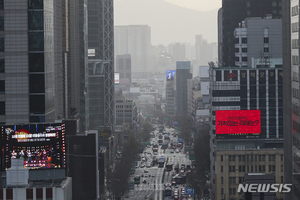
<box><xmin>158</xmin><ymin>157</ymin><xmax>165</xmax><ymax>168</ymax></box>
<box><xmin>166</xmin><ymin>162</ymin><xmax>173</xmax><ymax>171</ymax></box>
<box><xmin>134</xmin><ymin>176</ymin><xmax>140</xmax><ymax>184</ymax></box>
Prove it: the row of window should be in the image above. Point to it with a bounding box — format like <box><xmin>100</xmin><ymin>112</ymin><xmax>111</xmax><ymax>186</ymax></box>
<box><xmin>292</xmin><ymin>22</ymin><xmax>299</xmax><ymax>33</ymax></box>
<box><xmin>292</xmin><ymin>5</ymin><xmax>299</xmax><ymax>17</ymax></box>
<box><xmin>224</xmin><ymin>164</ymin><xmax>279</xmax><ymax>173</ymax></box>
<box><xmin>292</xmin><ymin>39</ymin><xmax>299</xmax><ymax>49</ymax></box>
<box><xmin>221</xmin><ymin>154</ymin><xmax>281</xmax><ymax>162</ymax></box>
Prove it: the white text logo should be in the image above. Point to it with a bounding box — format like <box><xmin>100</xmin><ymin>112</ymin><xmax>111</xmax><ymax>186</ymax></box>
<box><xmin>237</xmin><ymin>184</ymin><xmax>292</xmax><ymax>193</ymax></box>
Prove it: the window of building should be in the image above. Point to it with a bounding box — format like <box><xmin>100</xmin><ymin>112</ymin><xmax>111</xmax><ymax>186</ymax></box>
<box><xmin>30</xmin><ymin>95</ymin><xmax>45</xmax><ymax>114</ymax></box>
<box><xmin>235</xmin><ymin>56</ymin><xmax>240</xmax><ymax>62</ymax></box>
<box><xmin>0</xmin><ymin>101</ymin><xmax>4</xmax><ymax>115</ymax></box>
<box><xmin>281</xmin><ymin>165</ymin><xmax>283</xmax><ymax>172</ymax></box>
<box><xmin>221</xmin><ymin>177</ymin><xmax>223</xmax><ymax>184</ymax></box>
<box><xmin>264</xmin><ymin>48</ymin><xmax>269</xmax><ymax>53</ymax></box>
<box><xmin>281</xmin><ymin>154</ymin><xmax>283</xmax><ymax>161</ymax></box>
<box><xmin>0</xmin><ymin>0</ymin><xmax>3</xmax><ymax>10</ymax></box>
<box><xmin>221</xmin><ymin>155</ymin><xmax>223</xmax><ymax>162</ymax></box>
<box><xmin>242</xmin><ymin>48</ymin><xmax>247</xmax><ymax>53</ymax></box>
<box><xmin>242</xmin><ymin>38</ymin><xmax>247</xmax><ymax>44</ymax></box>
<box><xmin>229</xmin><ymin>177</ymin><xmax>236</xmax><ymax>184</ymax></box>
<box><xmin>0</xmin><ymin>59</ymin><xmax>4</xmax><ymax>73</ymax></box>
<box><xmin>0</xmin><ymin>80</ymin><xmax>4</xmax><ymax>94</ymax></box>
<box><xmin>235</xmin><ymin>48</ymin><xmax>239</xmax><ymax>53</ymax></box>
<box><xmin>0</xmin><ymin>38</ymin><xmax>4</xmax><ymax>52</ymax></box>
<box><xmin>0</xmin><ymin>17</ymin><xmax>3</xmax><ymax>31</ymax></box>
<box><xmin>262</xmin><ymin>155</ymin><xmax>265</xmax><ymax>161</ymax></box>
<box><xmin>264</xmin><ymin>37</ymin><xmax>269</xmax><ymax>43</ymax></box>
<box><xmin>221</xmin><ymin>166</ymin><xmax>223</xmax><ymax>172</ymax></box>
<box><xmin>216</xmin><ymin>71</ymin><xmax>221</xmax><ymax>81</ymax></box>
<box><xmin>242</xmin><ymin>57</ymin><xmax>247</xmax><ymax>62</ymax></box>
<box><xmin>221</xmin><ymin>188</ymin><xmax>223</xmax><ymax>195</ymax></box>
<box><xmin>28</xmin><ymin>0</ymin><xmax>43</xmax><ymax>9</ymax></box>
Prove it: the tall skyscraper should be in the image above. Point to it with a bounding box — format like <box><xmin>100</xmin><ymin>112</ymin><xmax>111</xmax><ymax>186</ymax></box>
<box><xmin>87</xmin><ymin>0</ymin><xmax>114</xmax><ymax>130</ymax></box>
<box><xmin>0</xmin><ymin>0</ymin><xmax>67</xmax><ymax>124</ymax></box>
<box><xmin>114</xmin><ymin>25</ymin><xmax>152</xmax><ymax>73</ymax></box>
<box><xmin>68</xmin><ymin>0</ymin><xmax>88</xmax><ymax>132</ymax></box>
<box><xmin>283</xmin><ymin>0</ymin><xmax>298</xmax><ymax>199</ymax></box>
<box><xmin>221</xmin><ymin>0</ymin><xmax>282</xmax><ymax>67</ymax></box>
<box><xmin>176</xmin><ymin>61</ymin><xmax>192</xmax><ymax>115</ymax></box>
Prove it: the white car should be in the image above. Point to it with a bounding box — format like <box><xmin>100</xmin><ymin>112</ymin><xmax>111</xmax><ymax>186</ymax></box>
<box><xmin>175</xmin><ymin>149</ymin><xmax>179</xmax><ymax>153</ymax></box>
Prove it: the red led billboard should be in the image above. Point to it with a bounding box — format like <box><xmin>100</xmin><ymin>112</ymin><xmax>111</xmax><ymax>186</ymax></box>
<box><xmin>215</xmin><ymin>110</ymin><xmax>261</xmax><ymax>134</ymax></box>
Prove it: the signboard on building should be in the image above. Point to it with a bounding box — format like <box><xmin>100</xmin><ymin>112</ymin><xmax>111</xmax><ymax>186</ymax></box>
<box><xmin>215</xmin><ymin>110</ymin><xmax>261</xmax><ymax>134</ymax></box>
<box><xmin>0</xmin><ymin>123</ymin><xmax>66</xmax><ymax>170</ymax></box>
<box><xmin>166</xmin><ymin>70</ymin><xmax>176</xmax><ymax>81</ymax></box>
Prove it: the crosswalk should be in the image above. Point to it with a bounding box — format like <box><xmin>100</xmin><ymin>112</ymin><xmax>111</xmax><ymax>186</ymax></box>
<box><xmin>132</xmin><ymin>183</ymin><xmax>165</xmax><ymax>191</ymax></box>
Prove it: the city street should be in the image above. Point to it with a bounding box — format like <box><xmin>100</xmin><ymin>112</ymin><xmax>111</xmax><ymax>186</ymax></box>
<box><xmin>126</xmin><ymin>127</ymin><xmax>192</xmax><ymax>200</ymax></box>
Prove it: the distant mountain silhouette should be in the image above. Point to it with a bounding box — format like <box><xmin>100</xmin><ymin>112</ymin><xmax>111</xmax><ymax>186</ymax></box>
<box><xmin>114</xmin><ymin>0</ymin><xmax>219</xmax><ymax>45</ymax></box>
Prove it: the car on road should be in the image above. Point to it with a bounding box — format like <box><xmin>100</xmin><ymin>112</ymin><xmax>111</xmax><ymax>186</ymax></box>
<box><xmin>142</xmin><ymin>179</ymin><xmax>147</xmax><ymax>184</ymax></box>
<box><xmin>175</xmin><ymin>149</ymin><xmax>180</xmax><ymax>153</ymax></box>
<box><xmin>146</xmin><ymin>163</ymin><xmax>151</xmax><ymax>168</ymax></box>
<box><xmin>125</xmin><ymin>193</ymin><xmax>129</xmax><ymax>198</ymax></box>
<box><xmin>170</xmin><ymin>149</ymin><xmax>174</xmax><ymax>153</ymax></box>
<box><xmin>144</xmin><ymin>169</ymin><xmax>149</xmax><ymax>173</ymax></box>
<box><xmin>153</xmin><ymin>152</ymin><xmax>158</xmax><ymax>155</ymax></box>
<box><xmin>140</xmin><ymin>164</ymin><xmax>145</xmax><ymax>168</ymax></box>
<box><xmin>171</xmin><ymin>180</ymin><xmax>177</xmax><ymax>186</ymax></box>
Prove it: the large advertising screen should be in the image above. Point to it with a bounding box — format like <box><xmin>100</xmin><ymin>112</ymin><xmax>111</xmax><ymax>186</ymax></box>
<box><xmin>166</xmin><ymin>70</ymin><xmax>176</xmax><ymax>81</ymax></box>
<box><xmin>1</xmin><ymin>123</ymin><xmax>66</xmax><ymax>170</ymax></box>
<box><xmin>215</xmin><ymin>110</ymin><xmax>261</xmax><ymax>135</ymax></box>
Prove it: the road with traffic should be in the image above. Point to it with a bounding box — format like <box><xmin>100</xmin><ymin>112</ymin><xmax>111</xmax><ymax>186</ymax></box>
<box><xmin>126</xmin><ymin>126</ymin><xmax>193</xmax><ymax>200</ymax></box>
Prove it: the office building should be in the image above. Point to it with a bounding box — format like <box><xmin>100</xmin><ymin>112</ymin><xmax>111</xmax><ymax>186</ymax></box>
<box><xmin>68</xmin><ymin>0</ymin><xmax>88</xmax><ymax>132</ymax></box>
<box><xmin>209</xmin><ymin>66</ymin><xmax>283</xmax><ymax>199</ymax></box>
<box><xmin>176</xmin><ymin>61</ymin><xmax>192</xmax><ymax>115</ymax></box>
<box><xmin>0</xmin><ymin>1</ymin><xmax>67</xmax><ymax>124</ymax></box>
<box><xmin>215</xmin><ymin>150</ymin><xmax>283</xmax><ymax>200</ymax></box>
<box><xmin>195</xmin><ymin>35</ymin><xmax>218</xmax><ymax>67</ymax></box>
<box><xmin>221</xmin><ymin>0</ymin><xmax>282</xmax><ymax>67</ymax></box>
<box><xmin>116</xmin><ymin>54</ymin><xmax>132</xmax><ymax>85</ymax></box>
<box><xmin>234</xmin><ymin>17</ymin><xmax>282</xmax><ymax>68</ymax></box>
<box><xmin>166</xmin><ymin>70</ymin><xmax>176</xmax><ymax>115</ymax></box>
<box><xmin>114</xmin><ymin>25</ymin><xmax>152</xmax><ymax>72</ymax></box>
<box><xmin>283</xmin><ymin>0</ymin><xmax>299</xmax><ymax>199</ymax></box>
<box><xmin>87</xmin><ymin>0</ymin><xmax>115</xmax><ymax>130</ymax></box>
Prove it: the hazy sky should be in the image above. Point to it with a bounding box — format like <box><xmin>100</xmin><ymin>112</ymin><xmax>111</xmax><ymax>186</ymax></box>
<box><xmin>165</xmin><ymin>0</ymin><xmax>222</xmax><ymax>11</ymax></box>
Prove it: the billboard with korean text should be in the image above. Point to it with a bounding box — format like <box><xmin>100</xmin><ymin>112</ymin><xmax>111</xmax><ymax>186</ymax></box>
<box><xmin>215</xmin><ymin>110</ymin><xmax>261</xmax><ymax>135</ymax></box>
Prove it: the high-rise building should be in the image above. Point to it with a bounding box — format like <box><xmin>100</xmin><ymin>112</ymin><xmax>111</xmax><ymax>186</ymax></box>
<box><xmin>116</xmin><ymin>54</ymin><xmax>131</xmax><ymax>85</ymax></box>
<box><xmin>234</xmin><ymin>17</ymin><xmax>282</xmax><ymax>68</ymax></box>
<box><xmin>209</xmin><ymin>66</ymin><xmax>284</xmax><ymax>199</ymax></box>
<box><xmin>165</xmin><ymin>70</ymin><xmax>176</xmax><ymax>115</ymax></box>
<box><xmin>68</xmin><ymin>0</ymin><xmax>88</xmax><ymax>132</ymax></box>
<box><xmin>195</xmin><ymin>35</ymin><xmax>218</xmax><ymax>67</ymax></box>
<box><xmin>114</xmin><ymin>25</ymin><xmax>152</xmax><ymax>73</ymax></box>
<box><xmin>284</xmin><ymin>0</ymin><xmax>299</xmax><ymax>199</ymax></box>
<box><xmin>0</xmin><ymin>0</ymin><xmax>67</xmax><ymax>124</ymax></box>
<box><xmin>176</xmin><ymin>61</ymin><xmax>192</xmax><ymax>115</ymax></box>
<box><xmin>87</xmin><ymin>0</ymin><xmax>114</xmax><ymax>130</ymax></box>
<box><xmin>221</xmin><ymin>0</ymin><xmax>282</xmax><ymax>67</ymax></box>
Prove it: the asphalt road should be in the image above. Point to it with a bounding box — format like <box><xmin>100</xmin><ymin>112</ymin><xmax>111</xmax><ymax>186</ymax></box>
<box><xmin>126</xmin><ymin>127</ymin><xmax>192</xmax><ymax>200</ymax></box>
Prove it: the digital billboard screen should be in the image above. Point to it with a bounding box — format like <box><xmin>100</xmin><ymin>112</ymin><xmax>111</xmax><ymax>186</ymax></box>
<box><xmin>215</xmin><ymin>110</ymin><xmax>261</xmax><ymax>135</ymax></box>
<box><xmin>0</xmin><ymin>123</ymin><xmax>66</xmax><ymax>170</ymax></box>
<box><xmin>114</xmin><ymin>72</ymin><xmax>120</xmax><ymax>84</ymax></box>
<box><xmin>166</xmin><ymin>70</ymin><xmax>175</xmax><ymax>81</ymax></box>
